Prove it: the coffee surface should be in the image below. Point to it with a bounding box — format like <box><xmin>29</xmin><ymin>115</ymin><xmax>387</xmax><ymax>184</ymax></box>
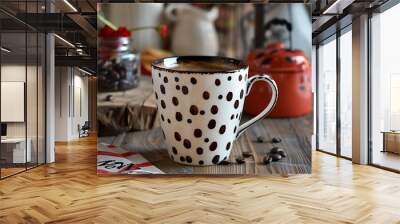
<box><xmin>155</xmin><ymin>59</ymin><xmax>243</xmax><ymax>72</ymax></box>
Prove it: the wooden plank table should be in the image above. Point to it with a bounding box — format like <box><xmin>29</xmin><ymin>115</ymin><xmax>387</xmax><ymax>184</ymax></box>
<box><xmin>97</xmin><ymin>76</ymin><xmax>158</xmax><ymax>135</ymax></box>
<box><xmin>98</xmin><ymin>114</ymin><xmax>312</xmax><ymax>175</ymax></box>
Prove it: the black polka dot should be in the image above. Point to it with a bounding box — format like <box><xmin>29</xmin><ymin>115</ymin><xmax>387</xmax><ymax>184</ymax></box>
<box><xmin>163</xmin><ymin>77</ymin><xmax>168</xmax><ymax>83</ymax></box>
<box><xmin>209</xmin><ymin>142</ymin><xmax>217</xmax><ymax>151</ymax></box>
<box><xmin>230</xmin><ymin>114</ymin><xmax>234</xmax><ymax>120</ymax></box>
<box><xmin>236</xmin><ymin>114</ymin><xmax>239</xmax><ymax>119</ymax></box>
<box><xmin>190</xmin><ymin>105</ymin><xmax>199</xmax><ymax>115</ymax></box>
<box><xmin>175</xmin><ymin>77</ymin><xmax>179</xmax><ymax>82</ymax></box>
<box><xmin>176</xmin><ymin>85</ymin><xmax>180</xmax><ymax>90</ymax></box>
<box><xmin>174</xmin><ymin>132</ymin><xmax>181</xmax><ymax>141</ymax></box>
<box><xmin>219</xmin><ymin>125</ymin><xmax>226</xmax><ymax>134</ymax></box>
<box><xmin>200</xmin><ymin>110</ymin><xmax>205</xmax><ymax>115</ymax></box>
<box><xmin>190</xmin><ymin>77</ymin><xmax>197</xmax><ymax>84</ymax></box>
<box><xmin>176</xmin><ymin>112</ymin><xmax>183</xmax><ymax>121</ymax></box>
<box><xmin>210</xmin><ymin>105</ymin><xmax>218</xmax><ymax>114</ymax></box>
<box><xmin>158</xmin><ymin>73</ymin><xmax>161</xmax><ymax>78</ymax></box>
<box><xmin>223</xmin><ymin>156</ymin><xmax>227</xmax><ymax>161</ymax></box>
<box><xmin>187</xmin><ymin>119</ymin><xmax>192</xmax><ymax>123</ymax></box>
<box><xmin>172</xmin><ymin>97</ymin><xmax>179</xmax><ymax>106</ymax></box>
<box><xmin>234</xmin><ymin>100</ymin><xmax>239</xmax><ymax>109</ymax></box>
<box><xmin>234</xmin><ymin>126</ymin><xmax>237</xmax><ymax>133</ymax></box>
<box><xmin>155</xmin><ymin>92</ymin><xmax>158</xmax><ymax>100</ymax></box>
<box><xmin>161</xmin><ymin>114</ymin><xmax>165</xmax><ymax>121</ymax></box>
<box><xmin>194</xmin><ymin>129</ymin><xmax>202</xmax><ymax>138</ymax></box>
<box><xmin>183</xmin><ymin>139</ymin><xmax>191</xmax><ymax>149</ymax></box>
<box><xmin>186</xmin><ymin>156</ymin><xmax>192</xmax><ymax>163</ymax></box>
<box><xmin>226</xmin><ymin>92</ymin><xmax>233</xmax><ymax>101</ymax></box>
<box><xmin>218</xmin><ymin>95</ymin><xmax>223</xmax><ymax>99</ymax></box>
<box><xmin>226</xmin><ymin>142</ymin><xmax>231</xmax><ymax>150</ymax></box>
<box><xmin>160</xmin><ymin>85</ymin><xmax>165</xmax><ymax>94</ymax></box>
<box><xmin>204</xmin><ymin>138</ymin><xmax>209</xmax><ymax>143</ymax></box>
<box><xmin>208</xmin><ymin>119</ymin><xmax>216</xmax><ymax>129</ymax></box>
<box><xmin>238</xmin><ymin>75</ymin><xmax>243</xmax><ymax>81</ymax></box>
<box><xmin>167</xmin><ymin>119</ymin><xmax>171</xmax><ymax>123</ymax></box>
<box><xmin>215</xmin><ymin>79</ymin><xmax>221</xmax><ymax>86</ymax></box>
<box><xmin>161</xmin><ymin>100</ymin><xmax>166</xmax><ymax>109</ymax></box>
<box><xmin>196</xmin><ymin>147</ymin><xmax>203</xmax><ymax>155</ymax></box>
<box><xmin>182</xmin><ymin>86</ymin><xmax>189</xmax><ymax>95</ymax></box>
<box><xmin>228</xmin><ymin>76</ymin><xmax>232</xmax><ymax>81</ymax></box>
<box><xmin>199</xmin><ymin>160</ymin><xmax>204</xmax><ymax>165</ymax></box>
<box><xmin>162</xmin><ymin>130</ymin><xmax>166</xmax><ymax>139</ymax></box>
<box><xmin>240</xmin><ymin>89</ymin><xmax>244</xmax><ymax>99</ymax></box>
<box><xmin>203</xmin><ymin>91</ymin><xmax>210</xmax><ymax>100</ymax></box>
<box><xmin>180</xmin><ymin>156</ymin><xmax>185</xmax><ymax>162</ymax></box>
<box><xmin>172</xmin><ymin>147</ymin><xmax>178</xmax><ymax>154</ymax></box>
<box><xmin>212</xmin><ymin>155</ymin><xmax>220</xmax><ymax>164</ymax></box>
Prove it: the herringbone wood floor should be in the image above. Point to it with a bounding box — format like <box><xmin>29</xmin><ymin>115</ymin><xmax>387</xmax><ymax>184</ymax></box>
<box><xmin>1</xmin><ymin>136</ymin><xmax>400</xmax><ymax>224</ymax></box>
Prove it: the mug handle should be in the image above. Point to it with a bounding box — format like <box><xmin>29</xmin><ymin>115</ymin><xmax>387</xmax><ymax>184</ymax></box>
<box><xmin>236</xmin><ymin>74</ymin><xmax>278</xmax><ymax>138</ymax></box>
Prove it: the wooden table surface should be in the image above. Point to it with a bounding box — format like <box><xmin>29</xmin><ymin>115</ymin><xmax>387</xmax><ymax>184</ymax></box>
<box><xmin>99</xmin><ymin>114</ymin><xmax>312</xmax><ymax>175</ymax></box>
<box><xmin>97</xmin><ymin>76</ymin><xmax>158</xmax><ymax>135</ymax></box>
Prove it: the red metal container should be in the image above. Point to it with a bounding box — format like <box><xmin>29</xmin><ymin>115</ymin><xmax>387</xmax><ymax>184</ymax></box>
<box><xmin>244</xmin><ymin>42</ymin><xmax>312</xmax><ymax>118</ymax></box>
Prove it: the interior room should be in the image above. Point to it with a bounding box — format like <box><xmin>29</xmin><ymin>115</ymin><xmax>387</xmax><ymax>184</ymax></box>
<box><xmin>0</xmin><ymin>0</ymin><xmax>97</xmax><ymax>179</ymax></box>
<box><xmin>0</xmin><ymin>2</ymin><xmax>46</xmax><ymax>178</ymax></box>
<box><xmin>0</xmin><ymin>0</ymin><xmax>400</xmax><ymax>223</ymax></box>
<box><xmin>313</xmin><ymin>0</ymin><xmax>400</xmax><ymax>172</ymax></box>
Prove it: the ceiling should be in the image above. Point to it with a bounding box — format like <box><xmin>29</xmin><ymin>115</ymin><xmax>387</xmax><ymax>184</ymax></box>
<box><xmin>311</xmin><ymin>0</ymin><xmax>393</xmax><ymax>44</ymax></box>
<box><xmin>0</xmin><ymin>0</ymin><xmax>97</xmax><ymax>73</ymax></box>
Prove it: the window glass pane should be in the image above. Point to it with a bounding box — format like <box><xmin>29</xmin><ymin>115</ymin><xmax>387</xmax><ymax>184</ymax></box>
<box><xmin>371</xmin><ymin>3</ymin><xmax>400</xmax><ymax>171</ymax></box>
<box><xmin>340</xmin><ymin>29</ymin><xmax>352</xmax><ymax>158</ymax></box>
<box><xmin>0</xmin><ymin>7</ymin><xmax>28</xmax><ymax>177</ymax></box>
<box><xmin>318</xmin><ymin>37</ymin><xmax>337</xmax><ymax>154</ymax></box>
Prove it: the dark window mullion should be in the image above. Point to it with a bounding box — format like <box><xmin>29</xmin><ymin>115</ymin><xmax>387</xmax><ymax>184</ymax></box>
<box><xmin>36</xmin><ymin>0</ymin><xmax>39</xmax><ymax>167</ymax></box>
<box><xmin>316</xmin><ymin>45</ymin><xmax>320</xmax><ymax>150</ymax></box>
<box><xmin>336</xmin><ymin>27</ymin><xmax>341</xmax><ymax>157</ymax></box>
<box><xmin>25</xmin><ymin>0</ymin><xmax>28</xmax><ymax>171</ymax></box>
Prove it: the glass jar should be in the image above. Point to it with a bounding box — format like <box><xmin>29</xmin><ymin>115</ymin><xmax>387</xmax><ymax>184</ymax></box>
<box><xmin>98</xmin><ymin>37</ymin><xmax>139</xmax><ymax>92</ymax></box>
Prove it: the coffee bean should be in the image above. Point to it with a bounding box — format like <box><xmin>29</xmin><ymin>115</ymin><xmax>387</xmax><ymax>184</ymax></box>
<box><xmin>236</xmin><ymin>158</ymin><xmax>245</xmax><ymax>164</ymax></box>
<box><xmin>219</xmin><ymin>160</ymin><xmax>231</xmax><ymax>165</ymax></box>
<box><xmin>270</xmin><ymin>147</ymin><xmax>284</xmax><ymax>154</ymax></box>
<box><xmin>105</xmin><ymin>95</ymin><xmax>112</xmax><ymax>101</ymax></box>
<box><xmin>271</xmin><ymin>137</ymin><xmax>282</xmax><ymax>143</ymax></box>
<box><xmin>278</xmin><ymin>150</ymin><xmax>287</xmax><ymax>158</ymax></box>
<box><xmin>270</xmin><ymin>153</ymin><xmax>282</xmax><ymax>161</ymax></box>
<box><xmin>242</xmin><ymin>152</ymin><xmax>252</xmax><ymax>158</ymax></box>
<box><xmin>263</xmin><ymin>156</ymin><xmax>273</xmax><ymax>164</ymax></box>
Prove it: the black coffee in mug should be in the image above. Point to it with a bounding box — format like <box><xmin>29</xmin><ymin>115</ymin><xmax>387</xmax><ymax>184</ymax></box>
<box><xmin>153</xmin><ymin>56</ymin><xmax>244</xmax><ymax>72</ymax></box>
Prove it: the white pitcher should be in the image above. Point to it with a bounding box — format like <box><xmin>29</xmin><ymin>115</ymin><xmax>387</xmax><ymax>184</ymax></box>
<box><xmin>165</xmin><ymin>4</ymin><xmax>219</xmax><ymax>56</ymax></box>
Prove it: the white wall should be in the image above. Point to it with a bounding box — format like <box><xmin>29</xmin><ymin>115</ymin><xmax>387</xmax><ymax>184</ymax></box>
<box><xmin>1</xmin><ymin>64</ymin><xmax>46</xmax><ymax>164</ymax></box>
<box><xmin>54</xmin><ymin>67</ymin><xmax>89</xmax><ymax>141</ymax></box>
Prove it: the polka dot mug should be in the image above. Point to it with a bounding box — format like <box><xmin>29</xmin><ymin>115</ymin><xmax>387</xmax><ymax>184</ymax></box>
<box><xmin>152</xmin><ymin>56</ymin><xmax>278</xmax><ymax>166</ymax></box>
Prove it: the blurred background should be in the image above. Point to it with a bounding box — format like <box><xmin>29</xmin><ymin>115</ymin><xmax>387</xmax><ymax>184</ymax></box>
<box><xmin>99</xmin><ymin>3</ymin><xmax>311</xmax><ymax>62</ymax></box>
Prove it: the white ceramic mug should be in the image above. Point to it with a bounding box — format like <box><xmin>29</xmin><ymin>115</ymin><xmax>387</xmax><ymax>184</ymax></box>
<box><xmin>152</xmin><ymin>56</ymin><xmax>278</xmax><ymax>166</ymax></box>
